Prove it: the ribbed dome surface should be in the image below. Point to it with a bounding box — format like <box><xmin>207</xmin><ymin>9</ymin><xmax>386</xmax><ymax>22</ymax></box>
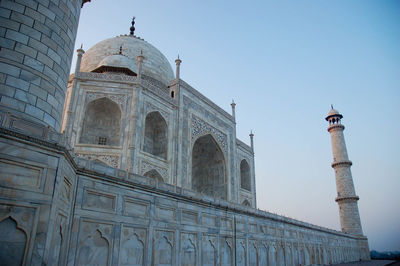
<box><xmin>81</xmin><ymin>35</ymin><xmax>174</xmax><ymax>85</ymax></box>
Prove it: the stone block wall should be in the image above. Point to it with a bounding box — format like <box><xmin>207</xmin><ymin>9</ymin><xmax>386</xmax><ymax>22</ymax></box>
<box><xmin>0</xmin><ymin>0</ymin><xmax>82</xmax><ymax>131</ymax></box>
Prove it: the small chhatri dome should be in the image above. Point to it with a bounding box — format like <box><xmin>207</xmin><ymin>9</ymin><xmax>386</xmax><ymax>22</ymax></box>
<box><xmin>80</xmin><ymin>18</ymin><xmax>174</xmax><ymax>86</ymax></box>
<box><xmin>325</xmin><ymin>105</ymin><xmax>343</xmax><ymax>121</ymax></box>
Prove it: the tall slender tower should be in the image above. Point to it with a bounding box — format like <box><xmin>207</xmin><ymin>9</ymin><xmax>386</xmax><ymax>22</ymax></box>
<box><xmin>326</xmin><ymin>107</ymin><xmax>363</xmax><ymax>235</ymax></box>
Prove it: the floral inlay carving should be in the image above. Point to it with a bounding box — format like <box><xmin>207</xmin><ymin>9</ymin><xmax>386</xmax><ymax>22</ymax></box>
<box><xmin>85</xmin><ymin>92</ymin><xmax>126</xmax><ymax>110</ymax></box>
<box><xmin>77</xmin><ymin>153</ymin><xmax>120</xmax><ymax>169</ymax></box>
<box><xmin>145</xmin><ymin>102</ymin><xmax>169</xmax><ymax>122</ymax></box>
<box><xmin>77</xmin><ymin>72</ymin><xmax>137</xmax><ymax>82</ymax></box>
<box><xmin>140</xmin><ymin>160</ymin><xmax>168</xmax><ymax>181</ymax></box>
<box><xmin>191</xmin><ymin>115</ymin><xmax>227</xmax><ymax>153</ymax></box>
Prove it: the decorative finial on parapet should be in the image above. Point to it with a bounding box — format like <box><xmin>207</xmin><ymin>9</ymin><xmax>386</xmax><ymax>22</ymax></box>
<box><xmin>137</xmin><ymin>49</ymin><xmax>144</xmax><ymax>80</ymax></box>
<box><xmin>175</xmin><ymin>55</ymin><xmax>182</xmax><ymax>79</ymax></box>
<box><xmin>130</xmin><ymin>17</ymin><xmax>136</xmax><ymax>35</ymax></box>
<box><xmin>75</xmin><ymin>45</ymin><xmax>85</xmax><ymax>73</ymax></box>
<box><xmin>231</xmin><ymin>100</ymin><xmax>236</xmax><ymax>121</ymax></box>
<box><xmin>249</xmin><ymin>130</ymin><xmax>254</xmax><ymax>152</ymax></box>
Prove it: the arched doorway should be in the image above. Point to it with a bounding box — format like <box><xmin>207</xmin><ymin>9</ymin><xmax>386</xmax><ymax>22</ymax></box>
<box><xmin>191</xmin><ymin>134</ymin><xmax>226</xmax><ymax>199</ymax></box>
<box><xmin>240</xmin><ymin>159</ymin><xmax>251</xmax><ymax>191</ymax></box>
<box><xmin>80</xmin><ymin>97</ymin><xmax>121</xmax><ymax>146</ymax></box>
<box><xmin>143</xmin><ymin>112</ymin><xmax>168</xmax><ymax>159</ymax></box>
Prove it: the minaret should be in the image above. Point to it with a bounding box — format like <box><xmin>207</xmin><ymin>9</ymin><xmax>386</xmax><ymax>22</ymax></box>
<box><xmin>326</xmin><ymin>107</ymin><xmax>363</xmax><ymax>235</ymax></box>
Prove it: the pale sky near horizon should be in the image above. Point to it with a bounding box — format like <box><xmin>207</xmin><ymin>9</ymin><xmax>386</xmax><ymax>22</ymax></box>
<box><xmin>72</xmin><ymin>0</ymin><xmax>400</xmax><ymax>252</ymax></box>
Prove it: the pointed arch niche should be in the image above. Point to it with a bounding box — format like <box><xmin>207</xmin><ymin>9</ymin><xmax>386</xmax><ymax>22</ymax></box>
<box><xmin>0</xmin><ymin>217</ymin><xmax>27</xmax><ymax>265</ymax></box>
<box><xmin>192</xmin><ymin>134</ymin><xmax>227</xmax><ymax>200</ymax></box>
<box><xmin>143</xmin><ymin>111</ymin><xmax>168</xmax><ymax>159</ymax></box>
<box><xmin>143</xmin><ymin>169</ymin><xmax>163</xmax><ymax>182</ymax></box>
<box><xmin>240</xmin><ymin>159</ymin><xmax>251</xmax><ymax>191</ymax></box>
<box><xmin>80</xmin><ymin>97</ymin><xmax>121</xmax><ymax>146</ymax></box>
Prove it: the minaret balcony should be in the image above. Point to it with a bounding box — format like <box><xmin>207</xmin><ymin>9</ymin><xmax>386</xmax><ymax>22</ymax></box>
<box><xmin>335</xmin><ymin>195</ymin><xmax>360</xmax><ymax>202</ymax></box>
<box><xmin>331</xmin><ymin>160</ymin><xmax>352</xmax><ymax>168</ymax></box>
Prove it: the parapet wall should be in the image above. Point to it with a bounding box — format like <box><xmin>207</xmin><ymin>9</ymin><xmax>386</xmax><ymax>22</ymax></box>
<box><xmin>0</xmin><ymin>114</ymin><xmax>370</xmax><ymax>265</ymax></box>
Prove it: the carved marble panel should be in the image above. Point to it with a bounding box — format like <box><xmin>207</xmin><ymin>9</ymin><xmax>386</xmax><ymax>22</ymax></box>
<box><xmin>249</xmin><ymin>241</ymin><xmax>258</xmax><ymax>266</ymax></box>
<box><xmin>120</xmin><ymin>226</ymin><xmax>146</xmax><ymax>266</ymax></box>
<box><xmin>191</xmin><ymin>115</ymin><xmax>227</xmax><ymax>154</ymax></box>
<box><xmin>236</xmin><ymin>220</ymin><xmax>245</xmax><ymax>231</ymax></box>
<box><xmin>237</xmin><ymin>240</ymin><xmax>246</xmax><ymax>266</ymax></box>
<box><xmin>48</xmin><ymin>213</ymin><xmax>67</xmax><ymax>266</ymax></box>
<box><xmin>76</xmin><ymin>153</ymin><xmax>120</xmax><ymax>169</ymax></box>
<box><xmin>60</xmin><ymin>177</ymin><xmax>72</xmax><ymax>203</ymax></box>
<box><xmin>181</xmin><ymin>232</ymin><xmax>197</xmax><ymax>266</ymax></box>
<box><xmin>202</xmin><ymin>235</ymin><xmax>216</xmax><ymax>266</ymax></box>
<box><xmin>85</xmin><ymin>91</ymin><xmax>127</xmax><ymax>111</ymax></box>
<box><xmin>155</xmin><ymin>206</ymin><xmax>176</xmax><ymax>221</ymax></box>
<box><xmin>123</xmin><ymin>197</ymin><xmax>149</xmax><ymax>218</ymax></box>
<box><xmin>221</xmin><ymin>217</ymin><xmax>232</xmax><ymax>230</ymax></box>
<box><xmin>202</xmin><ymin>214</ymin><xmax>217</xmax><ymax>227</ymax></box>
<box><xmin>181</xmin><ymin>210</ymin><xmax>198</xmax><ymax>225</ymax></box>
<box><xmin>221</xmin><ymin>238</ymin><xmax>233</xmax><ymax>266</ymax></box>
<box><xmin>77</xmin><ymin>72</ymin><xmax>137</xmax><ymax>83</ymax></box>
<box><xmin>0</xmin><ymin>203</ymin><xmax>36</xmax><ymax>265</ymax></box>
<box><xmin>140</xmin><ymin>160</ymin><xmax>168</xmax><ymax>182</ymax></box>
<box><xmin>0</xmin><ymin>217</ymin><xmax>27</xmax><ymax>265</ymax></box>
<box><xmin>76</xmin><ymin>220</ymin><xmax>112</xmax><ymax>266</ymax></box>
<box><xmin>0</xmin><ymin>157</ymin><xmax>44</xmax><ymax>192</ymax></box>
<box><xmin>249</xmin><ymin>223</ymin><xmax>257</xmax><ymax>233</ymax></box>
<box><xmin>145</xmin><ymin>102</ymin><xmax>170</xmax><ymax>122</ymax></box>
<box><xmin>153</xmin><ymin>230</ymin><xmax>174</xmax><ymax>265</ymax></box>
<box><xmin>82</xmin><ymin>189</ymin><xmax>116</xmax><ymax>213</ymax></box>
<box><xmin>259</xmin><ymin>245</ymin><xmax>268</xmax><ymax>266</ymax></box>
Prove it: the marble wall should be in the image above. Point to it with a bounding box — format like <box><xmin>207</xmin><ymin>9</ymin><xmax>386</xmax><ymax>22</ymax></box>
<box><xmin>0</xmin><ymin>114</ymin><xmax>370</xmax><ymax>265</ymax></box>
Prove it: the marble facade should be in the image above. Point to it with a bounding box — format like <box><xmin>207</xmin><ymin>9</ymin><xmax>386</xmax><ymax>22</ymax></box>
<box><xmin>0</xmin><ymin>0</ymin><xmax>369</xmax><ymax>265</ymax></box>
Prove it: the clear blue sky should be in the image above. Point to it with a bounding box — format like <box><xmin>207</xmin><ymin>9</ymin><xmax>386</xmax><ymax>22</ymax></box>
<box><xmin>72</xmin><ymin>0</ymin><xmax>400</xmax><ymax>251</ymax></box>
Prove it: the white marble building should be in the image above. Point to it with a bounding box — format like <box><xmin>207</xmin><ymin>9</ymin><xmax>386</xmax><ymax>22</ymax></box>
<box><xmin>61</xmin><ymin>31</ymin><xmax>256</xmax><ymax>207</ymax></box>
<box><xmin>0</xmin><ymin>2</ymin><xmax>370</xmax><ymax>265</ymax></box>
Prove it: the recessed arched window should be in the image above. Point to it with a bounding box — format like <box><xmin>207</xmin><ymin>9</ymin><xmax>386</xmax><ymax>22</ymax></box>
<box><xmin>143</xmin><ymin>112</ymin><xmax>168</xmax><ymax>159</ymax></box>
<box><xmin>80</xmin><ymin>97</ymin><xmax>121</xmax><ymax>146</ymax></box>
<box><xmin>143</xmin><ymin>169</ymin><xmax>163</xmax><ymax>182</ymax></box>
<box><xmin>240</xmin><ymin>159</ymin><xmax>251</xmax><ymax>191</ymax></box>
<box><xmin>192</xmin><ymin>134</ymin><xmax>226</xmax><ymax>199</ymax></box>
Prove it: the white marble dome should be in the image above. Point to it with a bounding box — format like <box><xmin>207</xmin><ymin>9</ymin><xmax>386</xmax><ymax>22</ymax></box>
<box><xmin>80</xmin><ymin>35</ymin><xmax>174</xmax><ymax>85</ymax></box>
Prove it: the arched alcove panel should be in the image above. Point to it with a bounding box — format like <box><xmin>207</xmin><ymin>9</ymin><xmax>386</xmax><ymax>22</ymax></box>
<box><xmin>0</xmin><ymin>217</ymin><xmax>27</xmax><ymax>265</ymax></box>
<box><xmin>80</xmin><ymin>97</ymin><xmax>121</xmax><ymax>146</ymax></box>
<box><xmin>191</xmin><ymin>134</ymin><xmax>226</xmax><ymax>199</ymax></box>
<box><xmin>240</xmin><ymin>159</ymin><xmax>251</xmax><ymax>191</ymax></box>
<box><xmin>144</xmin><ymin>112</ymin><xmax>168</xmax><ymax>159</ymax></box>
<box><xmin>144</xmin><ymin>169</ymin><xmax>163</xmax><ymax>182</ymax></box>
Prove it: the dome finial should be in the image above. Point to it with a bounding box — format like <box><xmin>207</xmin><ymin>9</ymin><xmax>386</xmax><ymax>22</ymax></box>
<box><xmin>130</xmin><ymin>17</ymin><xmax>136</xmax><ymax>36</ymax></box>
<box><xmin>331</xmin><ymin>104</ymin><xmax>334</xmax><ymax>109</ymax></box>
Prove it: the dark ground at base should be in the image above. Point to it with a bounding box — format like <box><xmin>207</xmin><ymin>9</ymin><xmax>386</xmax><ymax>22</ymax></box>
<box><xmin>332</xmin><ymin>260</ymin><xmax>399</xmax><ymax>266</ymax></box>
